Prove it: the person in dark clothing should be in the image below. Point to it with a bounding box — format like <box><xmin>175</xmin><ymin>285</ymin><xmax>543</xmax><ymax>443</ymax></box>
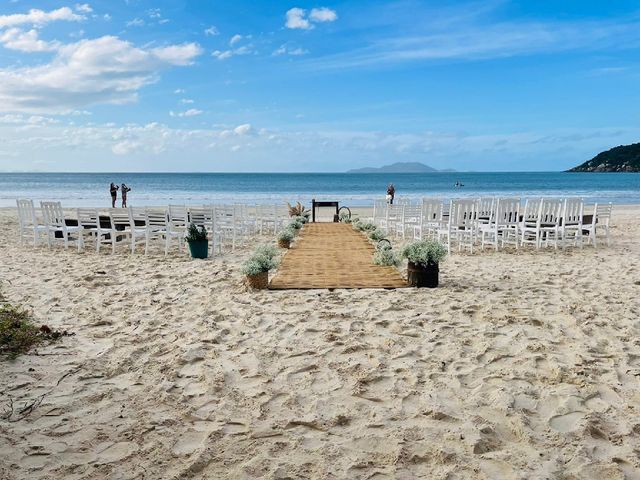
<box><xmin>121</xmin><ymin>183</ymin><xmax>131</xmax><ymax>208</ymax></box>
<box><xmin>386</xmin><ymin>183</ymin><xmax>395</xmax><ymax>204</ymax></box>
<box><xmin>110</xmin><ymin>183</ymin><xmax>119</xmax><ymax>208</ymax></box>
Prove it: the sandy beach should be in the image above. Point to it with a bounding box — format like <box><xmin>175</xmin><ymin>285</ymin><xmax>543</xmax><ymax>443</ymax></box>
<box><xmin>1</xmin><ymin>205</ymin><xmax>639</xmax><ymax>479</ymax></box>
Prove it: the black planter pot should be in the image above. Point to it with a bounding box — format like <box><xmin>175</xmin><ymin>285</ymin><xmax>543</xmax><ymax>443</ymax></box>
<box><xmin>188</xmin><ymin>240</ymin><xmax>209</xmax><ymax>259</ymax></box>
<box><xmin>407</xmin><ymin>261</ymin><xmax>439</xmax><ymax>288</ymax></box>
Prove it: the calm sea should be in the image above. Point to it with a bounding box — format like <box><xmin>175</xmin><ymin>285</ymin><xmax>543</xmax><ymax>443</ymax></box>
<box><xmin>1</xmin><ymin>172</ymin><xmax>639</xmax><ymax>207</ymax></box>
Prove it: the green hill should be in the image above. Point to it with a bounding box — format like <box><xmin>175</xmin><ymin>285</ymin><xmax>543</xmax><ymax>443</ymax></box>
<box><xmin>568</xmin><ymin>143</ymin><xmax>640</xmax><ymax>172</ymax></box>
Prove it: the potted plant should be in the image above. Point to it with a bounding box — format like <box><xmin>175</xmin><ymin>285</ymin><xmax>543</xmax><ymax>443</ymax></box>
<box><xmin>368</xmin><ymin>227</ymin><xmax>386</xmax><ymax>242</ymax></box>
<box><xmin>277</xmin><ymin>228</ymin><xmax>295</xmax><ymax>249</ymax></box>
<box><xmin>242</xmin><ymin>245</ymin><xmax>279</xmax><ymax>289</ymax></box>
<box><xmin>401</xmin><ymin>239</ymin><xmax>447</xmax><ymax>288</ymax></box>
<box><xmin>287</xmin><ymin>202</ymin><xmax>310</xmax><ymax>221</ymax></box>
<box><xmin>185</xmin><ymin>223</ymin><xmax>208</xmax><ymax>259</ymax></box>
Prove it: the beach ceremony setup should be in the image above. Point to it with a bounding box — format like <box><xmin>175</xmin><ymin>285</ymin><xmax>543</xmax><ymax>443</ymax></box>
<box><xmin>2</xmin><ymin>1</ymin><xmax>640</xmax><ymax>479</ymax></box>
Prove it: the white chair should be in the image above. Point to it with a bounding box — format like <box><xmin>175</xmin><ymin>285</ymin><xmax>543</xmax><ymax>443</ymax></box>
<box><xmin>76</xmin><ymin>208</ymin><xmax>101</xmax><ymax>252</ymax></box>
<box><xmin>104</xmin><ymin>208</ymin><xmax>132</xmax><ymax>254</ymax></box>
<box><xmin>168</xmin><ymin>205</ymin><xmax>189</xmax><ymax>252</ymax></box>
<box><xmin>414</xmin><ymin>198</ymin><xmax>443</xmax><ymax>239</ymax></box>
<box><xmin>438</xmin><ymin>199</ymin><xmax>476</xmax><ymax>253</ymax></box>
<box><xmin>560</xmin><ymin>198</ymin><xmax>583</xmax><ymax>249</ymax></box>
<box><xmin>476</xmin><ymin>197</ymin><xmax>495</xmax><ymax>228</ymax></box>
<box><xmin>583</xmin><ymin>203</ymin><xmax>612</xmax><ymax>247</ymax></box>
<box><xmin>144</xmin><ymin>208</ymin><xmax>170</xmax><ymax>255</ymax></box>
<box><xmin>256</xmin><ymin>204</ymin><xmax>277</xmax><ymax>235</ymax></box>
<box><xmin>381</xmin><ymin>204</ymin><xmax>403</xmax><ymax>235</ymax></box>
<box><xmin>538</xmin><ymin>199</ymin><xmax>564</xmax><ymax>249</ymax></box>
<box><xmin>520</xmin><ymin>198</ymin><xmax>543</xmax><ymax>248</ymax></box>
<box><xmin>371</xmin><ymin>199</ymin><xmax>388</xmax><ymax>226</ymax></box>
<box><xmin>128</xmin><ymin>207</ymin><xmax>147</xmax><ymax>254</ymax></box>
<box><xmin>16</xmin><ymin>199</ymin><xmax>47</xmax><ymax>246</ymax></box>
<box><xmin>396</xmin><ymin>203</ymin><xmax>421</xmax><ymax>239</ymax></box>
<box><xmin>479</xmin><ymin>198</ymin><xmax>520</xmax><ymax>250</ymax></box>
<box><xmin>41</xmin><ymin>201</ymin><xmax>81</xmax><ymax>249</ymax></box>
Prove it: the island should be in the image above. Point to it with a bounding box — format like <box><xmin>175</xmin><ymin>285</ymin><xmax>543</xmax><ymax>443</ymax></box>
<box><xmin>568</xmin><ymin>143</ymin><xmax>640</xmax><ymax>172</ymax></box>
<box><xmin>346</xmin><ymin>162</ymin><xmax>453</xmax><ymax>173</ymax></box>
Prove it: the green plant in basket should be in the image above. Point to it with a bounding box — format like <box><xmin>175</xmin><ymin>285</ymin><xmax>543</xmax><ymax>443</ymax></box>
<box><xmin>185</xmin><ymin>223</ymin><xmax>208</xmax><ymax>242</ymax></box>
<box><xmin>401</xmin><ymin>239</ymin><xmax>447</xmax><ymax>266</ymax></box>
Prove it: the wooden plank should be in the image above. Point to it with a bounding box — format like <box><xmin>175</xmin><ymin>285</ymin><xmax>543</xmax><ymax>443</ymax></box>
<box><xmin>269</xmin><ymin>223</ymin><xmax>408</xmax><ymax>289</ymax></box>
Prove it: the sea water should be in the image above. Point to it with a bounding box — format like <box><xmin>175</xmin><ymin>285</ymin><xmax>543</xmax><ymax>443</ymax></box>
<box><xmin>1</xmin><ymin>172</ymin><xmax>639</xmax><ymax>207</ymax></box>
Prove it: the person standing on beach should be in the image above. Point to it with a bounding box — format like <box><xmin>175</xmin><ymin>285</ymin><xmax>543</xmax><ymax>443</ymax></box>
<box><xmin>386</xmin><ymin>183</ymin><xmax>395</xmax><ymax>204</ymax></box>
<box><xmin>121</xmin><ymin>183</ymin><xmax>131</xmax><ymax>208</ymax></box>
<box><xmin>110</xmin><ymin>183</ymin><xmax>119</xmax><ymax>208</ymax></box>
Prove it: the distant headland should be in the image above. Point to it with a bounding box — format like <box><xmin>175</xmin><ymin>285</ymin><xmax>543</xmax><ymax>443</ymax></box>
<box><xmin>346</xmin><ymin>162</ymin><xmax>455</xmax><ymax>173</ymax></box>
<box><xmin>568</xmin><ymin>143</ymin><xmax>640</xmax><ymax>172</ymax></box>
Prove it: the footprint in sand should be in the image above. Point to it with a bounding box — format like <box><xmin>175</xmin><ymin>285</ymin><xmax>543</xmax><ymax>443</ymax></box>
<box><xmin>549</xmin><ymin>411</ymin><xmax>585</xmax><ymax>433</ymax></box>
<box><xmin>95</xmin><ymin>441</ymin><xmax>138</xmax><ymax>464</ymax></box>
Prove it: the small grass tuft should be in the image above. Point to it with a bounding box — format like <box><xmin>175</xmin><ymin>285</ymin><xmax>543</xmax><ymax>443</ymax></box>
<box><xmin>0</xmin><ymin>292</ymin><xmax>71</xmax><ymax>360</ymax></box>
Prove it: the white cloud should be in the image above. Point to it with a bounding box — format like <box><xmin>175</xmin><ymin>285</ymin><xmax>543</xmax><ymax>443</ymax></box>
<box><xmin>75</xmin><ymin>4</ymin><xmax>93</xmax><ymax>14</ymax></box>
<box><xmin>233</xmin><ymin>123</ymin><xmax>252</xmax><ymax>135</ymax></box>
<box><xmin>229</xmin><ymin>34</ymin><xmax>243</xmax><ymax>46</ymax></box>
<box><xmin>170</xmin><ymin>108</ymin><xmax>203</xmax><ymax>117</ymax></box>
<box><xmin>309</xmin><ymin>7</ymin><xmax>337</xmax><ymax>23</ymax></box>
<box><xmin>147</xmin><ymin>8</ymin><xmax>162</xmax><ymax>19</ymax></box>
<box><xmin>103</xmin><ymin>13</ymin><xmax>112</xmax><ymax>21</ymax></box>
<box><xmin>126</xmin><ymin>18</ymin><xmax>144</xmax><ymax>27</ymax></box>
<box><xmin>0</xmin><ymin>28</ymin><xmax>59</xmax><ymax>52</ymax></box>
<box><xmin>180</xmin><ymin>98</ymin><xmax>194</xmax><ymax>104</ymax></box>
<box><xmin>174</xmin><ymin>88</ymin><xmax>186</xmax><ymax>94</ymax></box>
<box><xmin>285</xmin><ymin>8</ymin><xmax>312</xmax><ymax>30</ymax></box>
<box><xmin>273</xmin><ymin>44</ymin><xmax>309</xmax><ymax>56</ymax></box>
<box><xmin>0</xmin><ymin>36</ymin><xmax>203</xmax><ymax>114</ymax></box>
<box><xmin>285</xmin><ymin>7</ymin><xmax>337</xmax><ymax>29</ymax></box>
<box><xmin>0</xmin><ymin>7</ymin><xmax>84</xmax><ymax>28</ymax></box>
<box><xmin>212</xmin><ymin>44</ymin><xmax>253</xmax><ymax>60</ymax></box>
<box><xmin>204</xmin><ymin>26</ymin><xmax>219</xmax><ymax>36</ymax></box>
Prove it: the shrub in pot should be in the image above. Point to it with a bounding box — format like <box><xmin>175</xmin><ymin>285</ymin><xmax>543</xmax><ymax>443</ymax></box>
<box><xmin>185</xmin><ymin>223</ymin><xmax>208</xmax><ymax>259</ymax></box>
<box><xmin>242</xmin><ymin>244</ymin><xmax>279</xmax><ymax>289</ymax></box>
<box><xmin>277</xmin><ymin>228</ymin><xmax>295</xmax><ymax>249</ymax></box>
<box><xmin>401</xmin><ymin>239</ymin><xmax>447</xmax><ymax>288</ymax></box>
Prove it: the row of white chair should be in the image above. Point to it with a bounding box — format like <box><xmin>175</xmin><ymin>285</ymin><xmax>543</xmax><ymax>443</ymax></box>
<box><xmin>16</xmin><ymin>200</ymin><xmax>290</xmax><ymax>256</ymax></box>
<box><xmin>372</xmin><ymin>197</ymin><xmax>612</xmax><ymax>253</ymax></box>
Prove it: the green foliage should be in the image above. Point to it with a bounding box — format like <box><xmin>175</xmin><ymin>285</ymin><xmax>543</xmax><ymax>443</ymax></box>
<box><xmin>0</xmin><ymin>293</ymin><xmax>67</xmax><ymax>360</ymax></box>
<box><xmin>289</xmin><ymin>218</ymin><xmax>304</xmax><ymax>230</ymax></box>
<box><xmin>401</xmin><ymin>239</ymin><xmax>447</xmax><ymax>266</ymax></box>
<box><xmin>185</xmin><ymin>223</ymin><xmax>208</xmax><ymax>242</ymax></box>
<box><xmin>241</xmin><ymin>244</ymin><xmax>279</xmax><ymax>276</ymax></box>
<box><xmin>373</xmin><ymin>244</ymin><xmax>401</xmax><ymax>267</ymax></box>
<box><xmin>568</xmin><ymin>142</ymin><xmax>640</xmax><ymax>172</ymax></box>
<box><xmin>368</xmin><ymin>228</ymin><xmax>386</xmax><ymax>241</ymax></box>
<box><xmin>294</xmin><ymin>215</ymin><xmax>308</xmax><ymax>225</ymax></box>
<box><xmin>354</xmin><ymin>220</ymin><xmax>377</xmax><ymax>232</ymax></box>
<box><xmin>339</xmin><ymin>212</ymin><xmax>352</xmax><ymax>223</ymax></box>
<box><xmin>277</xmin><ymin>228</ymin><xmax>295</xmax><ymax>242</ymax></box>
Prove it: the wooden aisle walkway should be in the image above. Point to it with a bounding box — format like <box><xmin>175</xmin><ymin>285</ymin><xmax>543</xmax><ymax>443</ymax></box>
<box><xmin>269</xmin><ymin>223</ymin><xmax>408</xmax><ymax>289</ymax></box>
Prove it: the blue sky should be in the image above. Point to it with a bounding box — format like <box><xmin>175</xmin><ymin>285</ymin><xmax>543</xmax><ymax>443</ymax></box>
<box><xmin>0</xmin><ymin>0</ymin><xmax>638</xmax><ymax>172</ymax></box>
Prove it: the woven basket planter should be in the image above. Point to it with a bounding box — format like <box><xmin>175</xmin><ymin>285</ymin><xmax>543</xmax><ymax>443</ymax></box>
<box><xmin>246</xmin><ymin>271</ymin><xmax>269</xmax><ymax>289</ymax></box>
<box><xmin>278</xmin><ymin>239</ymin><xmax>291</xmax><ymax>249</ymax></box>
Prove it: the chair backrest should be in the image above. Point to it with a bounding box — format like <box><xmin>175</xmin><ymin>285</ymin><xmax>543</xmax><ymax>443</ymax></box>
<box><xmin>16</xmin><ymin>199</ymin><xmax>37</xmax><ymax>228</ymax></box>
<box><xmin>109</xmin><ymin>208</ymin><xmax>131</xmax><ymax>230</ymax></box>
<box><xmin>449</xmin><ymin>199</ymin><xmax>476</xmax><ymax>229</ymax></box>
<box><xmin>168</xmin><ymin>205</ymin><xmax>188</xmax><ymax>226</ymax></box>
<box><xmin>477</xmin><ymin>197</ymin><xmax>495</xmax><ymax>219</ymax></box>
<box><xmin>387</xmin><ymin>204</ymin><xmax>404</xmax><ymax>221</ymax></box>
<box><xmin>402</xmin><ymin>204</ymin><xmax>421</xmax><ymax>223</ymax></box>
<box><xmin>421</xmin><ymin>198</ymin><xmax>443</xmax><ymax>224</ymax></box>
<box><xmin>189</xmin><ymin>206</ymin><xmax>214</xmax><ymax>230</ymax></box>
<box><xmin>77</xmin><ymin>208</ymin><xmax>99</xmax><ymax>229</ymax></box>
<box><xmin>495</xmin><ymin>198</ymin><xmax>520</xmax><ymax>226</ymax></box>
<box><xmin>145</xmin><ymin>208</ymin><xmax>168</xmax><ymax>228</ymax></box>
<box><xmin>562</xmin><ymin>198</ymin><xmax>583</xmax><ymax>226</ymax></box>
<box><xmin>41</xmin><ymin>201</ymin><xmax>65</xmax><ymax>228</ymax></box>
<box><xmin>594</xmin><ymin>203</ymin><xmax>612</xmax><ymax>226</ymax></box>
<box><xmin>540</xmin><ymin>199</ymin><xmax>563</xmax><ymax>226</ymax></box>
<box><xmin>522</xmin><ymin>198</ymin><xmax>542</xmax><ymax>224</ymax></box>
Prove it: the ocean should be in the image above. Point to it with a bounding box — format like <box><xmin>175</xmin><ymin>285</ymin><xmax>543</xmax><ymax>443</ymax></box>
<box><xmin>1</xmin><ymin>172</ymin><xmax>639</xmax><ymax>207</ymax></box>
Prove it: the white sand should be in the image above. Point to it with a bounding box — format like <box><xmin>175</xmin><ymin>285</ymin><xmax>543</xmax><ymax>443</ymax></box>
<box><xmin>0</xmin><ymin>206</ymin><xmax>639</xmax><ymax>479</ymax></box>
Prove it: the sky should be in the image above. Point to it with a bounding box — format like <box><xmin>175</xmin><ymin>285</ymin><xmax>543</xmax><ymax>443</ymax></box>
<box><xmin>0</xmin><ymin>0</ymin><xmax>639</xmax><ymax>172</ymax></box>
